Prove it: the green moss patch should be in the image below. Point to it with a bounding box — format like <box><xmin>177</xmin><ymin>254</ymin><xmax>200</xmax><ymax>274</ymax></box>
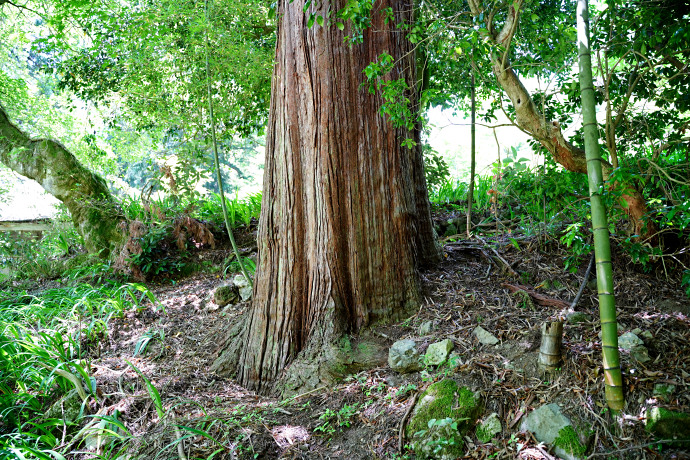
<box><xmin>646</xmin><ymin>407</ymin><xmax>690</xmax><ymax>441</ymax></box>
<box><xmin>554</xmin><ymin>425</ymin><xmax>587</xmax><ymax>457</ymax></box>
<box><xmin>407</xmin><ymin>379</ymin><xmax>482</xmax><ymax>459</ymax></box>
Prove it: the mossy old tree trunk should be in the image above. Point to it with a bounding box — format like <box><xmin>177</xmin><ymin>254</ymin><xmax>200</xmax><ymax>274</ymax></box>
<box><xmin>212</xmin><ymin>0</ymin><xmax>439</xmax><ymax>394</ymax></box>
<box><xmin>0</xmin><ymin>105</ymin><xmax>124</xmax><ymax>256</ymax></box>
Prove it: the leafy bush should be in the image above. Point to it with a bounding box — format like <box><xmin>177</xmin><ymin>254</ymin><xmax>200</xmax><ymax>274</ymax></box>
<box><xmin>0</xmin><ymin>282</ymin><xmax>155</xmax><ymax>458</ymax></box>
<box><xmin>423</xmin><ymin>144</ymin><xmax>451</xmax><ymax>193</ymax></box>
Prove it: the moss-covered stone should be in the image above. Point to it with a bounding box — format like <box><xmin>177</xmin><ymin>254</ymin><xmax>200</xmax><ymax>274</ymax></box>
<box><xmin>443</xmin><ymin>223</ymin><xmax>458</xmax><ymax>238</ymax></box>
<box><xmin>407</xmin><ymin>379</ymin><xmax>482</xmax><ymax>459</ymax></box>
<box><xmin>476</xmin><ymin>412</ymin><xmax>502</xmax><ymax>443</ymax></box>
<box><xmin>646</xmin><ymin>407</ymin><xmax>690</xmax><ymax>441</ymax></box>
<box><xmin>554</xmin><ymin>426</ymin><xmax>587</xmax><ymax>458</ymax></box>
<box><xmin>214</xmin><ymin>284</ymin><xmax>240</xmax><ymax>307</ymax></box>
<box><xmin>424</xmin><ymin>339</ymin><xmax>454</xmax><ymax>366</ymax></box>
<box><xmin>43</xmin><ymin>389</ymin><xmax>85</xmax><ymax>424</ymax></box>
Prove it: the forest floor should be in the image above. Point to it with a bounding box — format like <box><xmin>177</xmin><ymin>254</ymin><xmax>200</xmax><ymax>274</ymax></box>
<box><xmin>69</xmin><ymin>223</ymin><xmax>690</xmax><ymax>460</ymax></box>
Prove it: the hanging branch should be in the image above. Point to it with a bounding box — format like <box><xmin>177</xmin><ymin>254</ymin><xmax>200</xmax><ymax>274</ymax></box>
<box><xmin>204</xmin><ymin>0</ymin><xmax>252</xmax><ymax>286</ymax></box>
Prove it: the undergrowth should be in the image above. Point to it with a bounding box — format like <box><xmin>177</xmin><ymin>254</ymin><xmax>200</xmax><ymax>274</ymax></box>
<box><xmin>430</xmin><ymin>151</ymin><xmax>690</xmax><ymax>294</ymax></box>
<box><xmin>0</xmin><ymin>282</ymin><xmax>156</xmax><ymax>458</ymax></box>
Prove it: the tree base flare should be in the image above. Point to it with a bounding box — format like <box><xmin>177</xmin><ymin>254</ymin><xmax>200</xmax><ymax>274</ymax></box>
<box><xmin>211</xmin><ymin>312</ymin><xmax>389</xmax><ymax>397</ymax></box>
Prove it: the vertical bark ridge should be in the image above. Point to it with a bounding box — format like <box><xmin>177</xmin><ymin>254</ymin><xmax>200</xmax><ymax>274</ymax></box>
<box><xmin>233</xmin><ymin>0</ymin><xmax>438</xmax><ymax>393</ymax></box>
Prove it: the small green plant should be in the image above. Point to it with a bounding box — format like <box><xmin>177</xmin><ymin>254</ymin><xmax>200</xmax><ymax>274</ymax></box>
<box><xmin>224</xmin><ymin>255</ymin><xmax>257</xmax><ymax>276</ymax></box>
<box><xmin>314</xmin><ymin>403</ymin><xmax>360</xmax><ymax>435</ymax></box>
<box><xmin>314</xmin><ymin>408</ymin><xmax>337</xmax><ymax>435</ymax></box>
<box><xmin>560</xmin><ymin>223</ymin><xmax>593</xmax><ymax>273</ymax></box>
<box><xmin>513</xmin><ymin>290</ymin><xmax>532</xmax><ymax>310</ymax></box>
<box><xmin>395</xmin><ymin>383</ymin><xmax>417</xmax><ymax>399</ymax></box>
<box><xmin>133</xmin><ymin>328</ymin><xmax>165</xmax><ymax>357</ymax></box>
<box><xmin>422</xmin><ymin>144</ymin><xmax>451</xmax><ymax>193</ymax></box>
<box><xmin>413</xmin><ymin>418</ymin><xmax>460</xmax><ymax>457</ymax></box>
<box><xmin>337</xmin><ymin>403</ymin><xmax>359</xmax><ymax>427</ymax></box>
<box><xmin>126</xmin><ymin>361</ymin><xmax>164</xmax><ymax>419</ymax></box>
<box><xmin>683</xmin><ymin>270</ymin><xmax>690</xmax><ymax>298</ymax></box>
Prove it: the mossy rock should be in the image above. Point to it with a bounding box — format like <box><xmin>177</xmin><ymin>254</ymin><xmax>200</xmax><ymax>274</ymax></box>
<box><xmin>554</xmin><ymin>426</ymin><xmax>587</xmax><ymax>459</ymax></box>
<box><xmin>443</xmin><ymin>223</ymin><xmax>458</xmax><ymax>238</ymax></box>
<box><xmin>407</xmin><ymin>379</ymin><xmax>482</xmax><ymax>459</ymax></box>
<box><xmin>214</xmin><ymin>284</ymin><xmax>240</xmax><ymax>307</ymax></box>
<box><xmin>43</xmin><ymin>389</ymin><xmax>85</xmax><ymax>425</ymax></box>
<box><xmin>646</xmin><ymin>407</ymin><xmax>690</xmax><ymax>441</ymax></box>
<box><xmin>329</xmin><ymin>335</ymin><xmax>388</xmax><ymax>379</ymax></box>
<box><xmin>476</xmin><ymin>412</ymin><xmax>502</xmax><ymax>443</ymax></box>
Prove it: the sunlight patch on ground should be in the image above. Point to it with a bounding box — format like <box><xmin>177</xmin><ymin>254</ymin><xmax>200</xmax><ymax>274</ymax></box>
<box><xmin>270</xmin><ymin>425</ymin><xmax>310</xmax><ymax>448</ymax></box>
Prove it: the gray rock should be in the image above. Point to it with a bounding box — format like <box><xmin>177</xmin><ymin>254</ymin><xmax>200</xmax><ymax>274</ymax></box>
<box><xmin>233</xmin><ymin>274</ymin><xmax>253</xmax><ymax>301</ymax></box>
<box><xmin>447</xmin><ymin>352</ymin><xmax>463</xmax><ymax>368</ymax></box>
<box><xmin>43</xmin><ymin>389</ymin><xmax>84</xmax><ymax>424</ymax></box>
<box><xmin>521</xmin><ymin>403</ymin><xmax>571</xmax><ymax>445</ymax></box>
<box><xmin>418</xmin><ymin>320</ymin><xmax>433</xmax><ymax>336</ymax></box>
<box><xmin>388</xmin><ymin>339</ymin><xmax>423</xmax><ymax>373</ymax></box>
<box><xmin>630</xmin><ymin>345</ymin><xmax>651</xmax><ymax>363</ymax></box>
<box><xmin>473</xmin><ymin>326</ymin><xmax>499</xmax><ymax>345</ymax></box>
<box><xmin>656</xmin><ymin>299</ymin><xmax>690</xmax><ymax>315</ymax></box>
<box><xmin>566</xmin><ymin>312</ymin><xmax>592</xmax><ymax>324</ymax></box>
<box><xmin>385</xmin><ymin>374</ymin><xmax>403</xmax><ymax>387</ymax></box>
<box><xmin>521</xmin><ymin>403</ymin><xmax>582</xmax><ymax>460</ymax></box>
<box><xmin>618</xmin><ymin>332</ymin><xmax>643</xmax><ymax>350</ymax></box>
<box><xmin>213</xmin><ymin>284</ymin><xmax>240</xmax><ymax>307</ymax></box>
<box><xmin>653</xmin><ymin>383</ymin><xmax>676</xmax><ymax>400</ymax></box>
<box><xmin>425</xmin><ymin>339</ymin><xmax>454</xmax><ymax>366</ymax></box>
<box><xmin>476</xmin><ymin>412</ymin><xmax>502</xmax><ymax>443</ymax></box>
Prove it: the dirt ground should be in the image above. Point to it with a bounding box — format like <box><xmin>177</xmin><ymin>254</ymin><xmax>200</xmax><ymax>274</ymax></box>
<box><xmin>77</xmin><ymin>227</ymin><xmax>690</xmax><ymax>460</ymax></box>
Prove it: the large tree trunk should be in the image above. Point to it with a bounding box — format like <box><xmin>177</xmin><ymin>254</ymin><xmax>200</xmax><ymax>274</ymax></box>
<box><xmin>212</xmin><ymin>0</ymin><xmax>439</xmax><ymax>394</ymax></box>
<box><xmin>468</xmin><ymin>0</ymin><xmax>655</xmax><ymax>239</ymax></box>
<box><xmin>0</xmin><ymin>105</ymin><xmax>124</xmax><ymax>256</ymax></box>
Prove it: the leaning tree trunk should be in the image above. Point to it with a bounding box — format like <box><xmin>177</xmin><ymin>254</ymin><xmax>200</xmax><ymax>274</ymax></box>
<box><xmin>577</xmin><ymin>0</ymin><xmax>623</xmax><ymax>410</ymax></box>
<box><xmin>467</xmin><ymin>0</ymin><xmax>655</xmax><ymax>240</ymax></box>
<box><xmin>0</xmin><ymin>105</ymin><xmax>124</xmax><ymax>256</ymax></box>
<box><xmin>212</xmin><ymin>0</ymin><xmax>439</xmax><ymax>394</ymax></box>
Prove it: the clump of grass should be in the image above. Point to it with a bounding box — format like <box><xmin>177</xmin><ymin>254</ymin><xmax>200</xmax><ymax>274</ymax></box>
<box><xmin>0</xmin><ymin>282</ymin><xmax>155</xmax><ymax>458</ymax></box>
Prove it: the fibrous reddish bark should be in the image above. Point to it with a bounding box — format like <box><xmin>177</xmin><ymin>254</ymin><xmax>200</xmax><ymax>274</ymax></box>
<box><xmin>0</xmin><ymin>105</ymin><xmax>124</xmax><ymax>256</ymax></box>
<box><xmin>212</xmin><ymin>0</ymin><xmax>439</xmax><ymax>394</ymax></box>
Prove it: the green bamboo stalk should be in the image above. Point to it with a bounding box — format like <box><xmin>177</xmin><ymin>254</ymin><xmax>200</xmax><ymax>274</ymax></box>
<box><xmin>204</xmin><ymin>0</ymin><xmax>252</xmax><ymax>287</ymax></box>
<box><xmin>466</xmin><ymin>69</ymin><xmax>476</xmax><ymax>239</ymax></box>
<box><xmin>576</xmin><ymin>0</ymin><xmax>623</xmax><ymax>411</ymax></box>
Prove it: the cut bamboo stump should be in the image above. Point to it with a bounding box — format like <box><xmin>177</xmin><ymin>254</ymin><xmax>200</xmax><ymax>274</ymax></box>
<box><xmin>539</xmin><ymin>321</ymin><xmax>563</xmax><ymax>372</ymax></box>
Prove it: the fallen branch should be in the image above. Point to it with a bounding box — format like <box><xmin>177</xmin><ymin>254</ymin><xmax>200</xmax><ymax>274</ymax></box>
<box><xmin>571</xmin><ymin>252</ymin><xmax>595</xmax><ymax>309</ymax></box>
<box><xmin>174</xmin><ymin>424</ymin><xmax>187</xmax><ymax>460</ymax></box>
<box><xmin>502</xmin><ymin>283</ymin><xmax>570</xmax><ymax>309</ymax></box>
<box><xmin>478</xmin><ymin>237</ymin><xmax>519</xmax><ymax>277</ymax></box>
<box><xmin>399</xmin><ymin>392</ymin><xmax>419</xmax><ymax>454</ymax></box>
